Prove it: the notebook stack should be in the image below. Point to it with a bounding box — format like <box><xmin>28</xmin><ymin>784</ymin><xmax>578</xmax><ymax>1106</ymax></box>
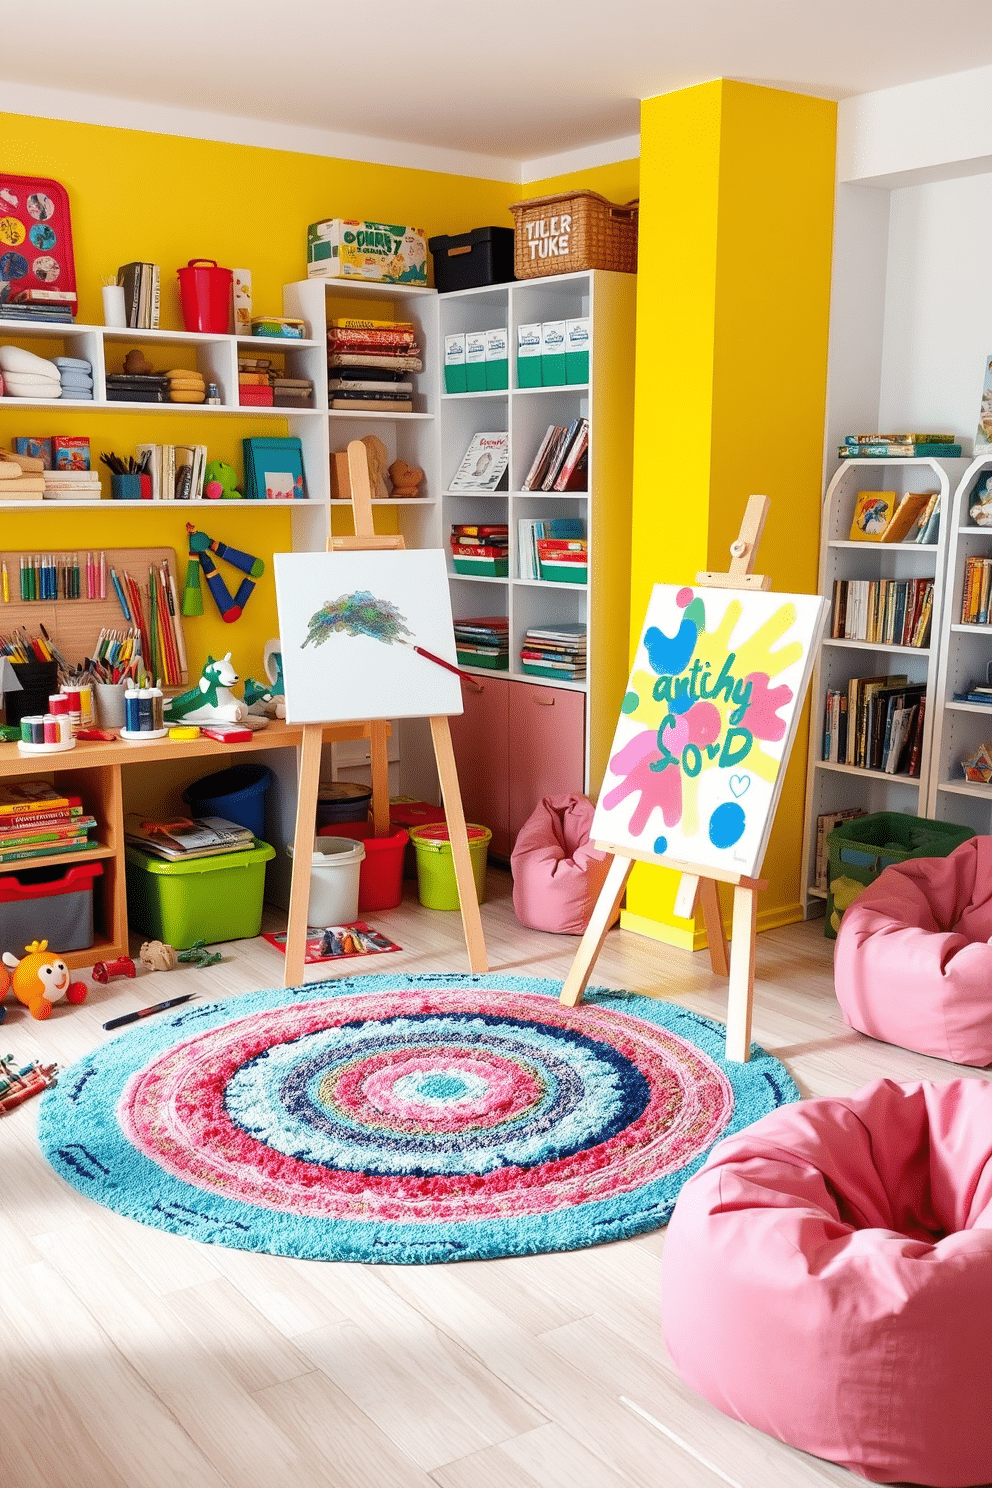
<box><xmin>327</xmin><ymin>318</ymin><xmax>421</xmax><ymax>412</ymax></box>
<box><xmin>0</xmin><ymin>290</ymin><xmax>76</xmax><ymax>325</ymax></box>
<box><xmin>520</xmin><ymin>622</ymin><xmax>587</xmax><ymax>681</ymax></box>
<box><xmin>43</xmin><ymin>469</ymin><xmax>102</xmax><ymax>501</ymax></box>
<box><xmin>454</xmin><ymin>615</ymin><xmax>510</xmax><ymax>670</ymax></box>
<box><xmin>106</xmin><ymin>373</ymin><xmax>168</xmax><ymax>403</ymax></box>
<box><xmin>450</xmin><ymin>523</ymin><xmax>508</xmax><ymax>577</ymax></box>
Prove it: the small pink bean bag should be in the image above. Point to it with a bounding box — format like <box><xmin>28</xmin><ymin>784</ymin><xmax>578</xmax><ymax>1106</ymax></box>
<box><xmin>662</xmin><ymin>1079</ymin><xmax>992</xmax><ymax>1486</ymax></box>
<box><xmin>835</xmin><ymin>836</ymin><xmax>992</xmax><ymax>1066</ymax></box>
<box><xmin>511</xmin><ymin>794</ymin><xmax>615</xmax><ymax>934</ymax></box>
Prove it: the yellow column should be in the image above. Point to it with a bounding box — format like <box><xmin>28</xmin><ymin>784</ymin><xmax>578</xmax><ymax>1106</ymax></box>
<box><xmin>622</xmin><ymin>80</ymin><xmax>836</xmax><ymax>948</ymax></box>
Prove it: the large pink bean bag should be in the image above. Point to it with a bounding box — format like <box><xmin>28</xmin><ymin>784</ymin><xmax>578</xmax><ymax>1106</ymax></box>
<box><xmin>835</xmin><ymin>836</ymin><xmax>992</xmax><ymax>1066</ymax></box>
<box><xmin>662</xmin><ymin>1079</ymin><xmax>992</xmax><ymax>1486</ymax></box>
<box><xmin>511</xmin><ymin>794</ymin><xmax>615</xmax><ymax>934</ymax></box>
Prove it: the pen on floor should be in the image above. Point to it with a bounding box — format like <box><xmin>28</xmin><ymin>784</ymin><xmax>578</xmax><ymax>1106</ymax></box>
<box><xmin>103</xmin><ymin>993</ymin><xmax>197</xmax><ymax>1031</ymax></box>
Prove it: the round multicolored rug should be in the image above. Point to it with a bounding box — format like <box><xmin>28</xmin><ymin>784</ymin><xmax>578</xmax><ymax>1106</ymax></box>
<box><xmin>38</xmin><ymin>974</ymin><xmax>798</xmax><ymax>1264</ymax></box>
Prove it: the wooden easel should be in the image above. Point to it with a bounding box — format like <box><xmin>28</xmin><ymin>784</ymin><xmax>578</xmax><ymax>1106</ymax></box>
<box><xmin>282</xmin><ymin>440</ymin><xmax>488</xmax><ymax>986</ymax></box>
<box><xmin>560</xmin><ymin>495</ymin><xmax>773</xmax><ymax>1062</ymax></box>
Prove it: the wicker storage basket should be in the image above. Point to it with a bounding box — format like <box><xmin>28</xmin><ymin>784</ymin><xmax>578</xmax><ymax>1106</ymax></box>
<box><xmin>510</xmin><ymin>191</ymin><xmax>638</xmax><ymax>279</ymax></box>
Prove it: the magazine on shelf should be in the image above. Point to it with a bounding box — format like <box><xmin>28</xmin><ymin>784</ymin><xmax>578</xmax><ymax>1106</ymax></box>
<box><xmin>448</xmin><ymin>433</ymin><xmax>509</xmax><ymax>492</ymax></box>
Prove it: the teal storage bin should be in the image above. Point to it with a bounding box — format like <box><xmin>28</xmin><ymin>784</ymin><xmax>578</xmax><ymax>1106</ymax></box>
<box><xmin>125</xmin><ymin>840</ymin><xmax>275</xmax><ymax>949</ymax></box>
<box><xmin>825</xmin><ymin>812</ymin><xmax>974</xmax><ymax>939</ymax></box>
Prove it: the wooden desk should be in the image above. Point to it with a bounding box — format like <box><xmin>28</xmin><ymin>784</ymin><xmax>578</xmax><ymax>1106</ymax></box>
<box><xmin>0</xmin><ymin>720</ymin><xmax>379</xmax><ymax>970</ymax></box>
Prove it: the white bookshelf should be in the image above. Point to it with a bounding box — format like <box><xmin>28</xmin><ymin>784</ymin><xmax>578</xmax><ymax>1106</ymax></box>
<box><xmin>927</xmin><ymin>452</ymin><xmax>992</xmax><ymax>829</ymax></box>
<box><xmin>800</xmin><ymin>454</ymin><xmax>970</xmax><ymax>910</ymax></box>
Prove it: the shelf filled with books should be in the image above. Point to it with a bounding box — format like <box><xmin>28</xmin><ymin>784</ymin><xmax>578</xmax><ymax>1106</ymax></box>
<box><xmin>437</xmin><ymin>269</ymin><xmax>634</xmax><ymax>795</ymax></box>
<box><xmin>801</xmin><ymin>449</ymin><xmax>971</xmax><ymax>912</ymax></box>
<box><xmin>927</xmin><ymin>452</ymin><xmax>992</xmax><ymax>827</ymax></box>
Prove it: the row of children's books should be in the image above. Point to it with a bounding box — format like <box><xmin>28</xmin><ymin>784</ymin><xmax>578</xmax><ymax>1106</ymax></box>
<box><xmin>813</xmin><ymin>806</ymin><xmax>866</xmax><ymax>890</ymax></box>
<box><xmin>522</xmin><ymin>419</ymin><xmax>589</xmax><ymax>492</ymax></box>
<box><xmin>135</xmin><ymin>444</ymin><xmax>207</xmax><ymax>501</ymax></box>
<box><xmin>831</xmin><ymin>578</ymin><xmax>934</xmax><ymax>648</ymax></box>
<box><xmin>848</xmin><ymin>489</ymin><xmax>941</xmax><ymax>544</ymax></box>
<box><xmin>959</xmin><ymin>555</ymin><xmax>992</xmax><ymax>624</ymax></box>
<box><xmin>839</xmin><ymin>433</ymin><xmax>961</xmax><ymax>459</ymax></box>
<box><xmin>822</xmin><ymin>673</ymin><xmax>926</xmax><ymax>776</ymax></box>
<box><xmin>517</xmin><ymin>517</ymin><xmax>584</xmax><ymax>578</ymax></box>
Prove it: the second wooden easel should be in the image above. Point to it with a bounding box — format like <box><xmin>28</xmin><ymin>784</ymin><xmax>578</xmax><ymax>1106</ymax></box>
<box><xmin>282</xmin><ymin>440</ymin><xmax>488</xmax><ymax>986</ymax></box>
<box><xmin>560</xmin><ymin>495</ymin><xmax>773</xmax><ymax>1062</ymax></box>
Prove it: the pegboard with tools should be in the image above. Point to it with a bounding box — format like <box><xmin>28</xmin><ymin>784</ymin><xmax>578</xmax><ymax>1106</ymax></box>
<box><xmin>0</xmin><ymin>546</ymin><xmax>188</xmax><ymax>685</ymax></box>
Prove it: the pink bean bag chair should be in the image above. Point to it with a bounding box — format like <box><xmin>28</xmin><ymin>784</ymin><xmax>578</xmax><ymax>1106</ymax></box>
<box><xmin>511</xmin><ymin>794</ymin><xmax>615</xmax><ymax>934</ymax></box>
<box><xmin>662</xmin><ymin>1079</ymin><xmax>992</xmax><ymax>1486</ymax></box>
<box><xmin>835</xmin><ymin>836</ymin><xmax>992</xmax><ymax>1066</ymax></box>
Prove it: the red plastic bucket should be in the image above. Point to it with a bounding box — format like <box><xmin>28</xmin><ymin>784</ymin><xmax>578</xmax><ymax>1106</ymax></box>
<box><xmin>177</xmin><ymin>259</ymin><xmax>233</xmax><ymax>334</ymax></box>
<box><xmin>319</xmin><ymin>822</ymin><xmax>408</xmax><ymax>911</ymax></box>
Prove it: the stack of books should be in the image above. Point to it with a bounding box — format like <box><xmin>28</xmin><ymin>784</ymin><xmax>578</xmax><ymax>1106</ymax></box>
<box><xmin>822</xmin><ymin>674</ymin><xmax>926</xmax><ymax>775</ymax></box>
<box><xmin>43</xmin><ymin>469</ymin><xmax>102</xmax><ymax>501</ymax></box>
<box><xmin>0</xmin><ymin>783</ymin><xmax>97</xmax><ymax>865</ymax></box>
<box><xmin>0</xmin><ymin>289</ymin><xmax>76</xmax><ymax>324</ymax></box>
<box><xmin>134</xmin><ymin>444</ymin><xmax>208</xmax><ymax>501</ymax></box>
<box><xmin>536</xmin><ymin>536</ymin><xmax>587</xmax><ymax>583</ymax></box>
<box><xmin>838</xmin><ymin>433</ymin><xmax>962</xmax><ymax>458</ymax></box>
<box><xmin>952</xmin><ymin>678</ymin><xmax>992</xmax><ymax>707</ymax></box>
<box><xmin>960</xmin><ymin>556</ymin><xmax>992</xmax><ymax>624</ymax></box>
<box><xmin>831</xmin><ymin>578</ymin><xmax>934</xmax><ymax>647</ymax></box>
<box><xmin>106</xmin><ymin>373</ymin><xmax>168</xmax><ymax>403</ymax></box>
<box><xmin>326</xmin><ymin>318</ymin><xmax>420</xmax><ymax>412</ymax></box>
<box><xmin>238</xmin><ymin>356</ymin><xmax>274</xmax><ymax>407</ymax></box>
<box><xmin>517</xmin><ymin>517</ymin><xmax>584</xmax><ymax>578</ymax></box>
<box><xmin>522</xmin><ymin>418</ymin><xmax>589</xmax><ymax>492</ymax></box>
<box><xmin>520</xmin><ymin>622</ymin><xmax>586</xmax><ymax>680</ymax></box>
<box><xmin>450</xmin><ymin>523</ymin><xmax>508</xmax><ymax>577</ymax></box>
<box><xmin>454</xmin><ymin>615</ymin><xmax>509</xmax><ymax>670</ymax></box>
<box><xmin>116</xmin><ymin>262</ymin><xmax>161</xmax><ymax>330</ymax></box>
<box><xmin>124</xmin><ymin>814</ymin><xmax>254</xmax><ymax>861</ymax></box>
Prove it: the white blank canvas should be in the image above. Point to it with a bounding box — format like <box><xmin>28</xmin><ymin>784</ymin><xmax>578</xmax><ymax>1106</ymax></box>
<box><xmin>274</xmin><ymin>549</ymin><xmax>463</xmax><ymax>723</ymax></box>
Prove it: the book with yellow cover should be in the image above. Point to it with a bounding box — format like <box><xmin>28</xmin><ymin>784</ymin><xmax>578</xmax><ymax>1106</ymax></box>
<box><xmin>879</xmin><ymin>490</ymin><xmax>935</xmax><ymax>543</ymax></box>
<box><xmin>849</xmin><ymin>490</ymin><xmax>896</xmax><ymax>541</ymax></box>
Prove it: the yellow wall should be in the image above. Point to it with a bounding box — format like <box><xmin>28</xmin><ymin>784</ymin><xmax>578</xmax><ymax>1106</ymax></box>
<box><xmin>623</xmin><ymin>81</ymin><xmax>836</xmax><ymax>946</ymax></box>
<box><xmin>0</xmin><ymin>112</ymin><xmax>520</xmax><ymax>679</ymax></box>
<box><xmin>524</xmin><ymin>159</ymin><xmax>639</xmax><ymax>205</ymax></box>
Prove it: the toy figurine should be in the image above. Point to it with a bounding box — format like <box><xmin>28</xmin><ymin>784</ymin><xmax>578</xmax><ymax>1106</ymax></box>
<box><xmin>139</xmin><ymin>940</ymin><xmax>178</xmax><ymax>972</ymax></box>
<box><xmin>388</xmin><ymin>459</ymin><xmax>424</xmax><ymax>498</ymax></box>
<box><xmin>2</xmin><ymin>940</ymin><xmax>87</xmax><ymax>1019</ymax></box>
<box><xmin>123</xmin><ymin>349</ymin><xmax>153</xmax><ymax>376</ymax></box>
<box><xmin>177</xmin><ymin>940</ymin><xmax>222</xmax><ymax>969</ymax></box>
<box><xmin>203</xmin><ymin>460</ymin><xmax>242</xmax><ymax>500</ymax></box>
<box><xmin>91</xmin><ymin>955</ymin><xmax>136</xmax><ymax>984</ymax></box>
<box><xmin>164</xmin><ymin>653</ymin><xmax>248</xmax><ymax>726</ymax></box>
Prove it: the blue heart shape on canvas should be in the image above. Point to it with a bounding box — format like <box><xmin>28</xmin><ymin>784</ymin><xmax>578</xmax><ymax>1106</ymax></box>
<box><xmin>729</xmin><ymin>775</ymin><xmax>750</xmax><ymax>799</ymax></box>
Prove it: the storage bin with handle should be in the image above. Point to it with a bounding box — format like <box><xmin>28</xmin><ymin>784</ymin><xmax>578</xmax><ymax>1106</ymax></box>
<box><xmin>177</xmin><ymin>259</ymin><xmax>233</xmax><ymax>334</ymax></box>
<box><xmin>510</xmin><ymin>192</ymin><xmax>638</xmax><ymax>280</ymax></box>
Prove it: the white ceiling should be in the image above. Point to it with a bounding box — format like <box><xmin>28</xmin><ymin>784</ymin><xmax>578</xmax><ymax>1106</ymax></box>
<box><xmin>5</xmin><ymin>0</ymin><xmax>992</xmax><ymax>166</ymax></box>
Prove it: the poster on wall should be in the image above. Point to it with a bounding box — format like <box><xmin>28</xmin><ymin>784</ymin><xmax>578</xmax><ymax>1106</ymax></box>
<box><xmin>273</xmin><ymin>548</ymin><xmax>463</xmax><ymax>724</ymax></box>
<box><xmin>592</xmin><ymin>583</ymin><xmax>826</xmax><ymax>879</ymax></box>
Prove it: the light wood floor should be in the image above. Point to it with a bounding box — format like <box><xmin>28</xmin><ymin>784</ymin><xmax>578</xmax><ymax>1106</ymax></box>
<box><xmin>0</xmin><ymin>867</ymin><xmax>974</xmax><ymax>1488</ymax></box>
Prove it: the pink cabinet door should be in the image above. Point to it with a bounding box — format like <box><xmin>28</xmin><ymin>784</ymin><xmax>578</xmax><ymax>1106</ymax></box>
<box><xmin>507</xmin><ymin>682</ymin><xmax>586</xmax><ymax>846</ymax></box>
<box><xmin>447</xmin><ymin>674</ymin><xmax>510</xmax><ymax>858</ymax></box>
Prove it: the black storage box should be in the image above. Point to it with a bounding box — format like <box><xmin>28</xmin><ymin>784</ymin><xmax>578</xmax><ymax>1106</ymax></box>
<box><xmin>428</xmin><ymin>227</ymin><xmax>515</xmax><ymax>293</ymax></box>
<box><xmin>4</xmin><ymin>660</ymin><xmax>59</xmax><ymax>726</ymax></box>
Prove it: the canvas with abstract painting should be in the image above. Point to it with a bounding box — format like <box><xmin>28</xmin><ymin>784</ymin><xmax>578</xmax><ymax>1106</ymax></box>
<box><xmin>592</xmin><ymin>584</ymin><xmax>825</xmax><ymax>878</ymax></box>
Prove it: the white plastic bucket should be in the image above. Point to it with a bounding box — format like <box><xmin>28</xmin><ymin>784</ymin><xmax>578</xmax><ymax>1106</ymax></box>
<box><xmin>288</xmin><ymin>836</ymin><xmax>365</xmax><ymax>926</ymax></box>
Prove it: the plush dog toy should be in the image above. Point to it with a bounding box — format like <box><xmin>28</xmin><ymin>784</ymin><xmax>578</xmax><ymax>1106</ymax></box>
<box><xmin>2</xmin><ymin>940</ymin><xmax>88</xmax><ymax>1019</ymax></box>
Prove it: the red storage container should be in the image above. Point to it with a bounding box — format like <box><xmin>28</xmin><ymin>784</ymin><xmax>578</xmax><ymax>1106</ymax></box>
<box><xmin>177</xmin><ymin>259</ymin><xmax>233</xmax><ymax>334</ymax></box>
<box><xmin>0</xmin><ymin>861</ymin><xmax>104</xmax><ymax>957</ymax></box>
<box><xmin>389</xmin><ymin>800</ymin><xmax>446</xmax><ymax>878</ymax></box>
<box><xmin>319</xmin><ymin>822</ymin><xmax>408</xmax><ymax>911</ymax></box>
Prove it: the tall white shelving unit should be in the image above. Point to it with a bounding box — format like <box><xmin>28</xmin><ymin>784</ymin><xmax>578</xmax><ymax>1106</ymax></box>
<box><xmin>928</xmin><ymin>453</ymin><xmax>992</xmax><ymax>829</ymax></box>
<box><xmin>800</xmin><ymin>453</ymin><xmax>970</xmax><ymax>912</ymax></box>
<box><xmin>436</xmin><ymin>268</ymin><xmax>636</xmax><ymax>798</ymax></box>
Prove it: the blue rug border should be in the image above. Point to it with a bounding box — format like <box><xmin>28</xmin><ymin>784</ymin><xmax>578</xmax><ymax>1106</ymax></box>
<box><xmin>37</xmin><ymin>974</ymin><xmax>800</xmax><ymax>1264</ymax></box>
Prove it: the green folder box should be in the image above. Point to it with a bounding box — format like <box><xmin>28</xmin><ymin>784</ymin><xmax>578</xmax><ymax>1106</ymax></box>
<box><xmin>485</xmin><ymin>327</ymin><xmax>508</xmax><ymax>390</ymax></box>
<box><xmin>465</xmin><ymin>330</ymin><xmax>488</xmax><ymax>392</ymax></box>
<box><xmin>565</xmin><ymin>318</ymin><xmax>591</xmax><ymax>384</ymax></box>
<box><xmin>541</xmin><ymin>321</ymin><xmax>567</xmax><ymax>386</ymax></box>
<box><xmin>517</xmin><ymin>323</ymin><xmax>542</xmax><ymax>388</ymax></box>
<box><xmin>444</xmin><ymin>333</ymin><xmax>467</xmax><ymax>394</ymax></box>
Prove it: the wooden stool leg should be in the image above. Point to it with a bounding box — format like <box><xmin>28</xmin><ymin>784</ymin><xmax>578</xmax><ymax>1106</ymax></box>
<box><xmin>430</xmin><ymin>715</ymin><xmax>488</xmax><ymax>973</ymax></box>
<box><xmin>369</xmin><ymin>719</ymin><xmax>390</xmax><ymax>835</ymax></box>
<box><xmin>698</xmin><ymin>876</ymin><xmax>730</xmax><ymax>977</ymax></box>
<box><xmin>284</xmin><ymin>723</ymin><xmax>324</xmax><ymax>987</ymax></box>
<box><xmin>725</xmin><ymin>884</ymin><xmax>758</xmax><ymax>1061</ymax></box>
<box><xmin>560</xmin><ymin>854</ymin><xmax>634</xmax><ymax>1008</ymax></box>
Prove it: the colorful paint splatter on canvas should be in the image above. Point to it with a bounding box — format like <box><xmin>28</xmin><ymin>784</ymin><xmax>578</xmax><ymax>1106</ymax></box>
<box><xmin>302</xmin><ymin>591</ymin><xmax>413</xmax><ymax>649</ymax></box>
<box><xmin>592</xmin><ymin>585</ymin><xmax>824</xmax><ymax>877</ymax></box>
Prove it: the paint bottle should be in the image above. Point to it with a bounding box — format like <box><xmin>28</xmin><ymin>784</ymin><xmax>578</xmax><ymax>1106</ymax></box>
<box><xmin>78</xmin><ymin>684</ymin><xmax>94</xmax><ymax>728</ymax></box>
<box><xmin>63</xmin><ymin>687</ymin><xmax>82</xmax><ymax>734</ymax></box>
<box><xmin>42</xmin><ymin>714</ymin><xmax>58</xmax><ymax>744</ymax></box>
<box><xmin>147</xmin><ymin>686</ymin><xmax>164</xmax><ymax>731</ymax></box>
<box><xmin>50</xmin><ymin>694</ymin><xmax>71</xmax><ymax>744</ymax></box>
<box><xmin>137</xmin><ymin>688</ymin><xmax>154</xmax><ymax>732</ymax></box>
<box><xmin>19</xmin><ymin>716</ymin><xmax>33</xmax><ymax>744</ymax></box>
<box><xmin>124</xmin><ymin>689</ymin><xmax>142</xmax><ymax>733</ymax></box>
<box><xmin>28</xmin><ymin>716</ymin><xmax>45</xmax><ymax>745</ymax></box>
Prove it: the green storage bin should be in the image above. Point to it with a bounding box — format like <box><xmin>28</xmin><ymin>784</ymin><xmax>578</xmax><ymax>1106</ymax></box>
<box><xmin>825</xmin><ymin>812</ymin><xmax>975</xmax><ymax>939</ymax></box>
<box><xmin>125</xmin><ymin>840</ymin><xmax>276</xmax><ymax>949</ymax></box>
<box><xmin>452</xmin><ymin>556</ymin><xmax>508</xmax><ymax>577</ymax></box>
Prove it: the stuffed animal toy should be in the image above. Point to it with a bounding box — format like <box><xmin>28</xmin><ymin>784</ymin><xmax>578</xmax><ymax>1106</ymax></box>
<box><xmin>2</xmin><ymin>940</ymin><xmax>87</xmax><ymax>1019</ymax></box>
<box><xmin>203</xmin><ymin>460</ymin><xmax>242</xmax><ymax>500</ymax></box>
<box><xmin>388</xmin><ymin>459</ymin><xmax>424</xmax><ymax>498</ymax></box>
<box><xmin>139</xmin><ymin>940</ymin><xmax>178</xmax><ymax>972</ymax></box>
<box><xmin>164</xmin><ymin>653</ymin><xmax>248</xmax><ymax>725</ymax></box>
<box><xmin>123</xmin><ymin>349</ymin><xmax>153</xmax><ymax>376</ymax></box>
